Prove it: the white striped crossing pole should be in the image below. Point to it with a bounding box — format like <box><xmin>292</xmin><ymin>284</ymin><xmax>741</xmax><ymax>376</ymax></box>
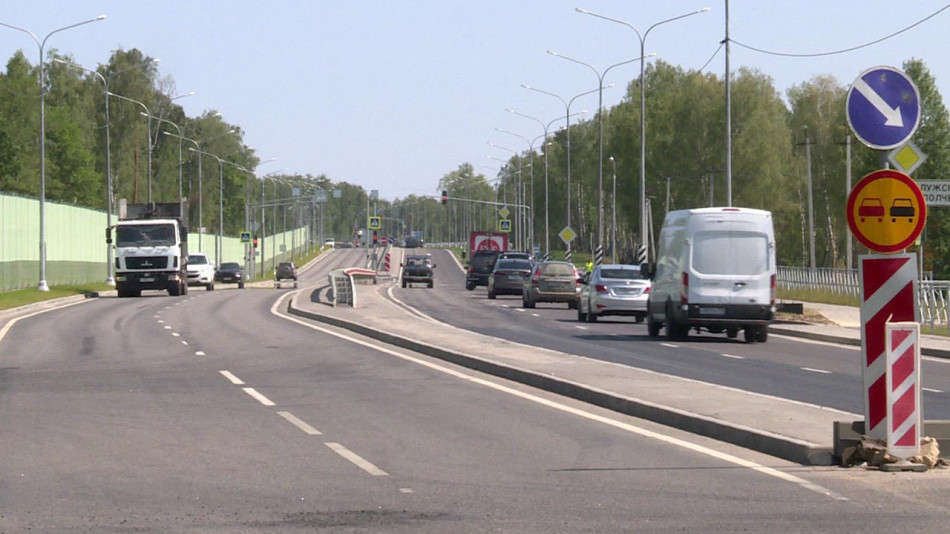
<box><xmin>859</xmin><ymin>253</ymin><xmax>919</xmax><ymax>440</ymax></box>
<box><xmin>885</xmin><ymin>322</ymin><xmax>921</xmax><ymax>461</ymax></box>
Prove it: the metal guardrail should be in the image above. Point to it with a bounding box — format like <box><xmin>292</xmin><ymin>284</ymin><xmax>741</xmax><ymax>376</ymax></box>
<box><xmin>778</xmin><ymin>266</ymin><xmax>950</xmax><ymax>333</ymax></box>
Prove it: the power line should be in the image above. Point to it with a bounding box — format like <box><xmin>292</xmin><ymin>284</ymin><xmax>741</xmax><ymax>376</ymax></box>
<box><xmin>731</xmin><ymin>4</ymin><xmax>950</xmax><ymax>58</ymax></box>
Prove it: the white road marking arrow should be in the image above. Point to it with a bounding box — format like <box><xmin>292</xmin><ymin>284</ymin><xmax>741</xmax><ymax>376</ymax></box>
<box><xmin>853</xmin><ymin>78</ymin><xmax>904</xmax><ymax>127</ymax></box>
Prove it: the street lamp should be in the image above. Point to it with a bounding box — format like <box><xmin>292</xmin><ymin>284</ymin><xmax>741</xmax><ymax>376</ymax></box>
<box><xmin>108</xmin><ymin>92</ymin><xmax>152</xmax><ymax>202</ymax></box>
<box><xmin>521</xmin><ymin>83</ymin><xmax>604</xmax><ymax>261</ymax></box>
<box><xmin>576</xmin><ymin>6</ymin><xmax>710</xmax><ymax>260</ymax></box>
<box><xmin>148</xmin><ymin>114</ymin><xmax>183</xmax><ymax>203</ymax></box>
<box><xmin>610</xmin><ymin>156</ymin><xmax>617</xmax><ymax>263</ymax></box>
<box><xmin>175</xmin><ymin>124</ymin><xmax>234</xmax><ymax>252</ymax></box>
<box><xmin>487</xmin><ymin>141</ymin><xmax>522</xmax><ymax>249</ymax></box>
<box><xmin>1</xmin><ymin>14</ymin><xmax>107</xmax><ymax>291</ymax></box>
<box><xmin>547</xmin><ymin>50</ymin><xmax>650</xmax><ymax>265</ymax></box>
<box><xmin>53</xmin><ymin>56</ymin><xmax>158</xmax><ymax>285</ymax></box>
<box><xmin>507</xmin><ymin>108</ymin><xmax>585</xmax><ymax>259</ymax></box>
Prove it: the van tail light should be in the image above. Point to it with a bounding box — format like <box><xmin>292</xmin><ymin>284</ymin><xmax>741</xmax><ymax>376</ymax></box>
<box><xmin>532</xmin><ymin>270</ymin><xmax>540</xmax><ymax>285</ymax></box>
<box><xmin>595</xmin><ymin>284</ymin><xmax>609</xmax><ymax>294</ymax></box>
<box><xmin>770</xmin><ymin>273</ymin><xmax>776</xmax><ymax>306</ymax></box>
<box><xmin>681</xmin><ymin>272</ymin><xmax>689</xmax><ymax>304</ymax></box>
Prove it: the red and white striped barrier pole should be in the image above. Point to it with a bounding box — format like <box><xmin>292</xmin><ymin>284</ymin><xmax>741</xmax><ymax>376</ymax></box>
<box><xmin>885</xmin><ymin>322</ymin><xmax>921</xmax><ymax>461</ymax></box>
<box><xmin>859</xmin><ymin>253</ymin><xmax>918</xmax><ymax>440</ymax></box>
<box><xmin>383</xmin><ymin>252</ymin><xmax>391</xmax><ymax>274</ymax></box>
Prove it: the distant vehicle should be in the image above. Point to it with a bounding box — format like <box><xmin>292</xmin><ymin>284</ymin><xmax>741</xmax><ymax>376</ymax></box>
<box><xmin>186</xmin><ymin>252</ymin><xmax>215</xmax><ymax>290</ymax></box>
<box><xmin>487</xmin><ymin>258</ymin><xmax>532</xmax><ymax>299</ymax></box>
<box><xmin>643</xmin><ymin>207</ymin><xmax>775</xmax><ymax>343</ymax></box>
<box><xmin>214</xmin><ymin>262</ymin><xmax>245</xmax><ymax>289</ymax></box>
<box><xmin>858</xmin><ymin>198</ymin><xmax>885</xmax><ymax>222</ymax></box>
<box><xmin>890</xmin><ymin>198</ymin><xmax>915</xmax><ymax>222</ymax></box>
<box><xmin>466</xmin><ymin>250</ymin><xmax>501</xmax><ymax>290</ymax></box>
<box><xmin>401</xmin><ymin>254</ymin><xmax>435</xmax><ymax>288</ymax></box>
<box><xmin>498</xmin><ymin>251</ymin><xmax>532</xmax><ymax>262</ymax></box>
<box><xmin>324</xmin><ymin>238</ymin><xmax>336</xmax><ymax>248</ymax></box>
<box><xmin>522</xmin><ymin>261</ymin><xmax>580</xmax><ymax>309</ymax></box>
<box><xmin>275</xmin><ymin>261</ymin><xmax>298</xmax><ymax>289</ymax></box>
<box><xmin>404</xmin><ymin>235</ymin><xmax>424</xmax><ymax>248</ymax></box>
<box><xmin>577</xmin><ymin>264</ymin><xmax>650</xmax><ymax>323</ymax></box>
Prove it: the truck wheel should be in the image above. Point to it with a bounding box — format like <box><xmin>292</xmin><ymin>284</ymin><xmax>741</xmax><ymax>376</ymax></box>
<box><xmin>756</xmin><ymin>325</ymin><xmax>768</xmax><ymax>343</ymax></box>
<box><xmin>665</xmin><ymin>303</ymin><xmax>688</xmax><ymax>341</ymax></box>
<box><xmin>743</xmin><ymin>326</ymin><xmax>757</xmax><ymax>343</ymax></box>
<box><xmin>169</xmin><ymin>283</ymin><xmax>181</xmax><ymax>296</ymax></box>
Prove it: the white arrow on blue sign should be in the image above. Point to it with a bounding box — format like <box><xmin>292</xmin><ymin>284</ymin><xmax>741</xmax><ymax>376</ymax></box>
<box><xmin>846</xmin><ymin>66</ymin><xmax>921</xmax><ymax>150</ymax></box>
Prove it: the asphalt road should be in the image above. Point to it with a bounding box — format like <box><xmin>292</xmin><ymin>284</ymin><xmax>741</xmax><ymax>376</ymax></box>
<box><xmin>2</xmin><ymin>248</ymin><xmax>949</xmax><ymax>532</ymax></box>
<box><xmin>389</xmin><ymin>248</ymin><xmax>950</xmax><ymax>420</ymax></box>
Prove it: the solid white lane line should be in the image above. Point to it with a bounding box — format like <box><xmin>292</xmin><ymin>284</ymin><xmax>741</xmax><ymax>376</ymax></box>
<box><xmin>220</xmin><ymin>370</ymin><xmax>244</xmax><ymax>384</ymax></box>
<box><xmin>325</xmin><ymin>442</ymin><xmax>389</xmax><ymax>476</ymax></box>
<box><xmin>243</xmin><ymin>387</ymin><xmax>276</xmax><ymax>406</ymax></box>
<box><xmin>0</xmin><ymin>299</ymin><xmax>91</xmax><ymax>344</ymax></box>
<box><xmin>721</xmin><ymin>353</ymin><xmax>745</xmax><ymax>360</ymax></box>
<box><xmin>801</xmin><ymin>367</ymin><xmax>832</xmax><ymax>375</ymax></box>
<box><xmin>278</xmin><ymin>411</ymin><xmax>322</xmax><ymax>435</ymax></box>
<box><xmin>271</xmin><ymin>294</ymin><xmax>846</xmax><ymax>501</ymax></box>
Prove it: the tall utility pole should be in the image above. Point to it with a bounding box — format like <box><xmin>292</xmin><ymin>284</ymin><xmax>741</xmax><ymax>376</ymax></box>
<box><xmin>804</xmin><ymin>127</ymin><xmax>816</xmax><ymax>270</ymax></box>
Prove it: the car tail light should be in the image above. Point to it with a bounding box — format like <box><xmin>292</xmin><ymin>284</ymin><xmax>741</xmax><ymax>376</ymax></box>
<box><xmin>681</xmin><ymin>272</ymin><xmax>688</xmax><ymax>304</ymax></box>
<box><xmin>531</xmin><ymin>269</ymin><xmax>540</xmax><ymax>285</ymax></box>
<box><xmin>643</xmin><ymin>286</ymin><xmax>651</xmax><ymax>294</ymax></box>
<box><xmin>595</xmin><ymin>284</ymin><xmax>609</xmax><ymax>294</ymax></box>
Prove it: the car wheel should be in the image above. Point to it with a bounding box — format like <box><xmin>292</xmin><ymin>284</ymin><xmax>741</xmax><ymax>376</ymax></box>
<box><xmin>402</xmin><ymin>279</ymin><xmax>407</xmax><ymax>288</ymax></box>
<box><xmin>635</xmin><ymin>315</ymin><xmax>645</xmax><ymax>324</ymax></box>
<box><xmin>427</xmin><ymin>280</ymin><xmax>433</xmax><ymax>289</ymax></box>
<box><xmin>488</xmin><ymin>289</ymin><xmax>496</xmax><ymax>299</ymax></box>
<box><xmin>238</xmin><ymin>281</ymin><xmax>245</xmax><ymax>289</ymax></box>
<box><xmin>587</xmin><ymin>309</ymin><xmax>598</xmax><ymax>323</ymax></box>
<box><xmin>207</xmin><ymin>281</ymin><xmax>214</xmax><ymax>291</ymax></box>
<box><xmin>466</xmin><ymin>281</ymin><xmax>475</xmax><ymax>291</ymax></box>
<box><xmin>577</xmin><ymin>305</ymin><xmax>587</xmax><ymax>322</ymax></box>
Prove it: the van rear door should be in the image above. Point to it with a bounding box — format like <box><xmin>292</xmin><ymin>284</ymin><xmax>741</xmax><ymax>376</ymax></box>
<box><xmin>688</xmin><ymin>230</ymin><xmax>772</xmax><ymax>306</ymax></box>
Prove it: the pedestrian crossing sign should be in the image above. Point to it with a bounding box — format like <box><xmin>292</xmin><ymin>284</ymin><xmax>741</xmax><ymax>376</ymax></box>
<box><xmin>368</xmin><ymin>216</ymin><xmax>381</xmax><ymax>230</ymax></box>
<box><xmin>498</xmin><ymin>219</ymin><xmax>511</xmax><ymax>233</ymax></box>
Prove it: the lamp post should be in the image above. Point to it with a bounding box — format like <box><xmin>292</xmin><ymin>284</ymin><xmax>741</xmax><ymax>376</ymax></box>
<box><xmin>176</xmin><ymin>125</ymin><xmax>233</xmax><ymax>252</ymax></box>
<box><xmin>496</xmin><ymin>128</ymin><xmax>541</xmax><ymax>255</ymax></box>
<box><xmin>506</xmin><ymin>109</ymin><xmax>585</xmax><ymax>259</ymax></box>
<box><xmin>52</xmin><ymin>56</ymin><xmax>157</xmax><ymax>285</ymax></box>
<box><xmin>576</xmin><ymin>6</ymin><xmax>710</xmax><ymax>261</ymax></box>
<box><xmin>1</xmin><ymin>15</ymin><xmax>107</xmax><ymax>291</ymax></box>
<box><xmin>149</xmin><ymin>114</ymin><xmax>183</xmax><ymax>203</ymax></box>
<box><xmin>108</xmin><ymin>92</ymin><xmax>152</xmax><ymax>202</ymax></box>
<box><xmin>487</xmin><ymin>141</ymin><xmax>522</xmax><ymax>249</ymax></box>
<box><xmin>547</xmin><ymin>50</ymin><xmax>648</xmax><ymax>265</ymax></box>
<box><xmin>610</xmin><ymin>156</ymin><xmax>617</xmax><ymax>263</ymax></box>
<box><xmin>522</xmin><ymin>84</ymin><xmax>604</xmax><ymax>261</ymax></box>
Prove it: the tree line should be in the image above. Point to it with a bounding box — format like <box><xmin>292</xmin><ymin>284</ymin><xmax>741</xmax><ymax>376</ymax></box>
<box><xmin>2</xmin><ymin>47</ymin><xmax>949</xmax><ymax>275</ymax></box>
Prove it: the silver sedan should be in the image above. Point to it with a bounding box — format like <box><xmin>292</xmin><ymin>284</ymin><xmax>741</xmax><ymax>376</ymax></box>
<box><xmin>577</xmin><ymin>264</ymin><xmax>651</xmax><ymax>323</ymax></box>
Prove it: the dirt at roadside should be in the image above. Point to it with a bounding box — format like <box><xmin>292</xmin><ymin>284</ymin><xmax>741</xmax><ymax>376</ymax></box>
<box><xmin>776</xmin><ymin>308</ymin><xmax>836</xmax><ymax>325</ymax></box>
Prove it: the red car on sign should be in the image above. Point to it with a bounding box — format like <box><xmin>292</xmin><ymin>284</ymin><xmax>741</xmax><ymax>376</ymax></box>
<box><xmin>858</xmin><ymin>198</ymin><xmax>884</xmax><ymax>222</ymax></box>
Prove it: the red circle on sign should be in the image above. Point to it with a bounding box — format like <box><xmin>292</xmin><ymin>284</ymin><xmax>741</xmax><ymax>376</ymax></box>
<box><xmin>846</xmin><ymin>169</ymin><xmax>926</xmax><ymax>253</ymax></box>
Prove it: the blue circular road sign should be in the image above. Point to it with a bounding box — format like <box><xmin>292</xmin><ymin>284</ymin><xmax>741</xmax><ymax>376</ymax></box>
<box><xmin>847</xmin><ymin>66</ymin><xmax>921</xmax><ymax>150</ymax></box>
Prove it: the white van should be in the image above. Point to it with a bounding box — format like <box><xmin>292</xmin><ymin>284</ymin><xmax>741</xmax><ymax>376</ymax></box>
<box><xmin>642</xmin><ymin>207</ymin><xmax>776</xmax><ymax>343</ymax></box>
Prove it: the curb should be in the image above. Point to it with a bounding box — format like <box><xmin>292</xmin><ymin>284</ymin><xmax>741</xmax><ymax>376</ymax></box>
<box><xmin>287</xmin><ymin>293</ymin><xmax>832</xmax><ymax>465</ymax></box>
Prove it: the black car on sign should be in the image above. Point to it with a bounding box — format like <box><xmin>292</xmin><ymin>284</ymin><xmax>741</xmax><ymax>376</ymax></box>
<box><xmin>465</xmin><ymin>250</ymin><xmax>501</xmax><ymax>290</ymax></box>
<box><xmin>214</xmin><ymin>261</ymin><xmax>245</xmax><ymax>289</ymax></box>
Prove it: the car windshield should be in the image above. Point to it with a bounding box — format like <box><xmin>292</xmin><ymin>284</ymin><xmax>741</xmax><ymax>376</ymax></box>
<box><xmin>279</xmin><ymin>263</ymin><xmax>293</xmax><ymax>269</ymax></box>
<box><xmin>188</xmin><ymin>255</ymin><xmax>208</xmax><ymax>265</ymax></box>
<box><xmin>220</xmin><ymin>262</ymin><xmax>240</xmax><ymax>270</ymax></box>
<box><xmin>599</xmin><ymin>268</ymin><xmax>640</xmax><ymax>280</ymax></box>
<box><xmin>116</xmin><ymin>224</ymin><xmax>176</xmax><ymax>247</ymax></box>
<box><xmin>541</xmin><ymin>263</ymin><xmax>575</xmax><ymax>276</ymax></box>
<box><xmin>496</xmin><ymin>259</ymin><xmax>531</xmax><ymax>271</ymax></box>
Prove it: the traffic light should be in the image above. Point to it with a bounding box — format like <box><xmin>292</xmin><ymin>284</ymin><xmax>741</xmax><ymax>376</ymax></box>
<box><xmin>252</xmin><ymin>235</ymin><xmax>258</xmax><ymax>248</ymax></box>
<box><xmin>441</xmin><ymin>190</ymin><xmax>448</xmax><ymax>205</ymax></box>
<box><xmin>372</xmin><ymin>230</ymin><xmax>378</xmax><ymax>245</ymax></box>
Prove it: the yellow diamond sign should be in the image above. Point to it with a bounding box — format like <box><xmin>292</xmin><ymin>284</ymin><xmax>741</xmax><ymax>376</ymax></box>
<box><xmin>559</xmin><ymin>226</ymin><xmax>576</xmax><ymax>245</ymax></box>
<box><xmin>889</xmin><ymin>141</ymin><xmax>927</xmax><ymax>175</ymax></box>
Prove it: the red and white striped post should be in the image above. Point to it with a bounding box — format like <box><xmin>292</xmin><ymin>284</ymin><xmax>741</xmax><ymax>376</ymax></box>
<box><xmin>885</xmin><ymin>322</ymin><xmax>921</xmax><ymax>460</ymax></box>
<box><xmin>383</xmin><ymin>252</ymin><xmax>391</xmax><ymax>274</ymax></box>
<box><xmin>859</xmin><ymin>253</ymin><xmax>919</xmax><ymax>440</ymax></box>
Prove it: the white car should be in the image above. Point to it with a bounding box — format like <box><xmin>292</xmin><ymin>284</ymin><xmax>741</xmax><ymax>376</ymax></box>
<box><xmin>577</xmin><ymin>264</ymin><xmax>650</xmax><ymax>323</ymax></box>
<box><xmin>186</xmin><ymin>253</ymin><xmax>215</xmax><ymax>290</ymax></box>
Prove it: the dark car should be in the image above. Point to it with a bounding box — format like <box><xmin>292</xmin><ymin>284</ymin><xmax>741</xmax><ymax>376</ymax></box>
<box><xmin>523</xmin><ymin>260</ymin><xmax>580</xmax><ymax>309</ymax></box>
<box><xmin>401</xmin><ymin>254</ymin><xmax>435</xmax><ymax>288</ymax></box>
<box><xmin>275</xmin><ymin>261</ymin><xmax>298</xmax><ymax>288</ymax></box>
<box><xmin>404</xmin><ymin>235</ymin><xmax>424</xmax><ymax>248</ymax></box>
<box><xmin>214</xmin><ymin>261</ymin><xmax>245</xmax><ymax>289</ymax></box>
<box><xmin>487</xmin><ymin>258</ymin><xmax>533</xmax><ymax>299</ymax></box>
<box><xmin>465</xmin><ymin>250</ymin><xmax>501</xmax><ymax>290</ymax></box>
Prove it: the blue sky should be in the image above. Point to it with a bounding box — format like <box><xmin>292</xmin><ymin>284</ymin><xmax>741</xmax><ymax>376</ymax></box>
<box><xmin>3</xmin><ymin>1</ymin><xmax>948</xmax><ymax>201</ymax></box>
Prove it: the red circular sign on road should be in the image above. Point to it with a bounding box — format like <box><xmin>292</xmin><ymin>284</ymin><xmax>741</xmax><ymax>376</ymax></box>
<box><xmin>846</xmin><ymin>169</ymin><xmax>926</xmax><ymax>253</ymax></box>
